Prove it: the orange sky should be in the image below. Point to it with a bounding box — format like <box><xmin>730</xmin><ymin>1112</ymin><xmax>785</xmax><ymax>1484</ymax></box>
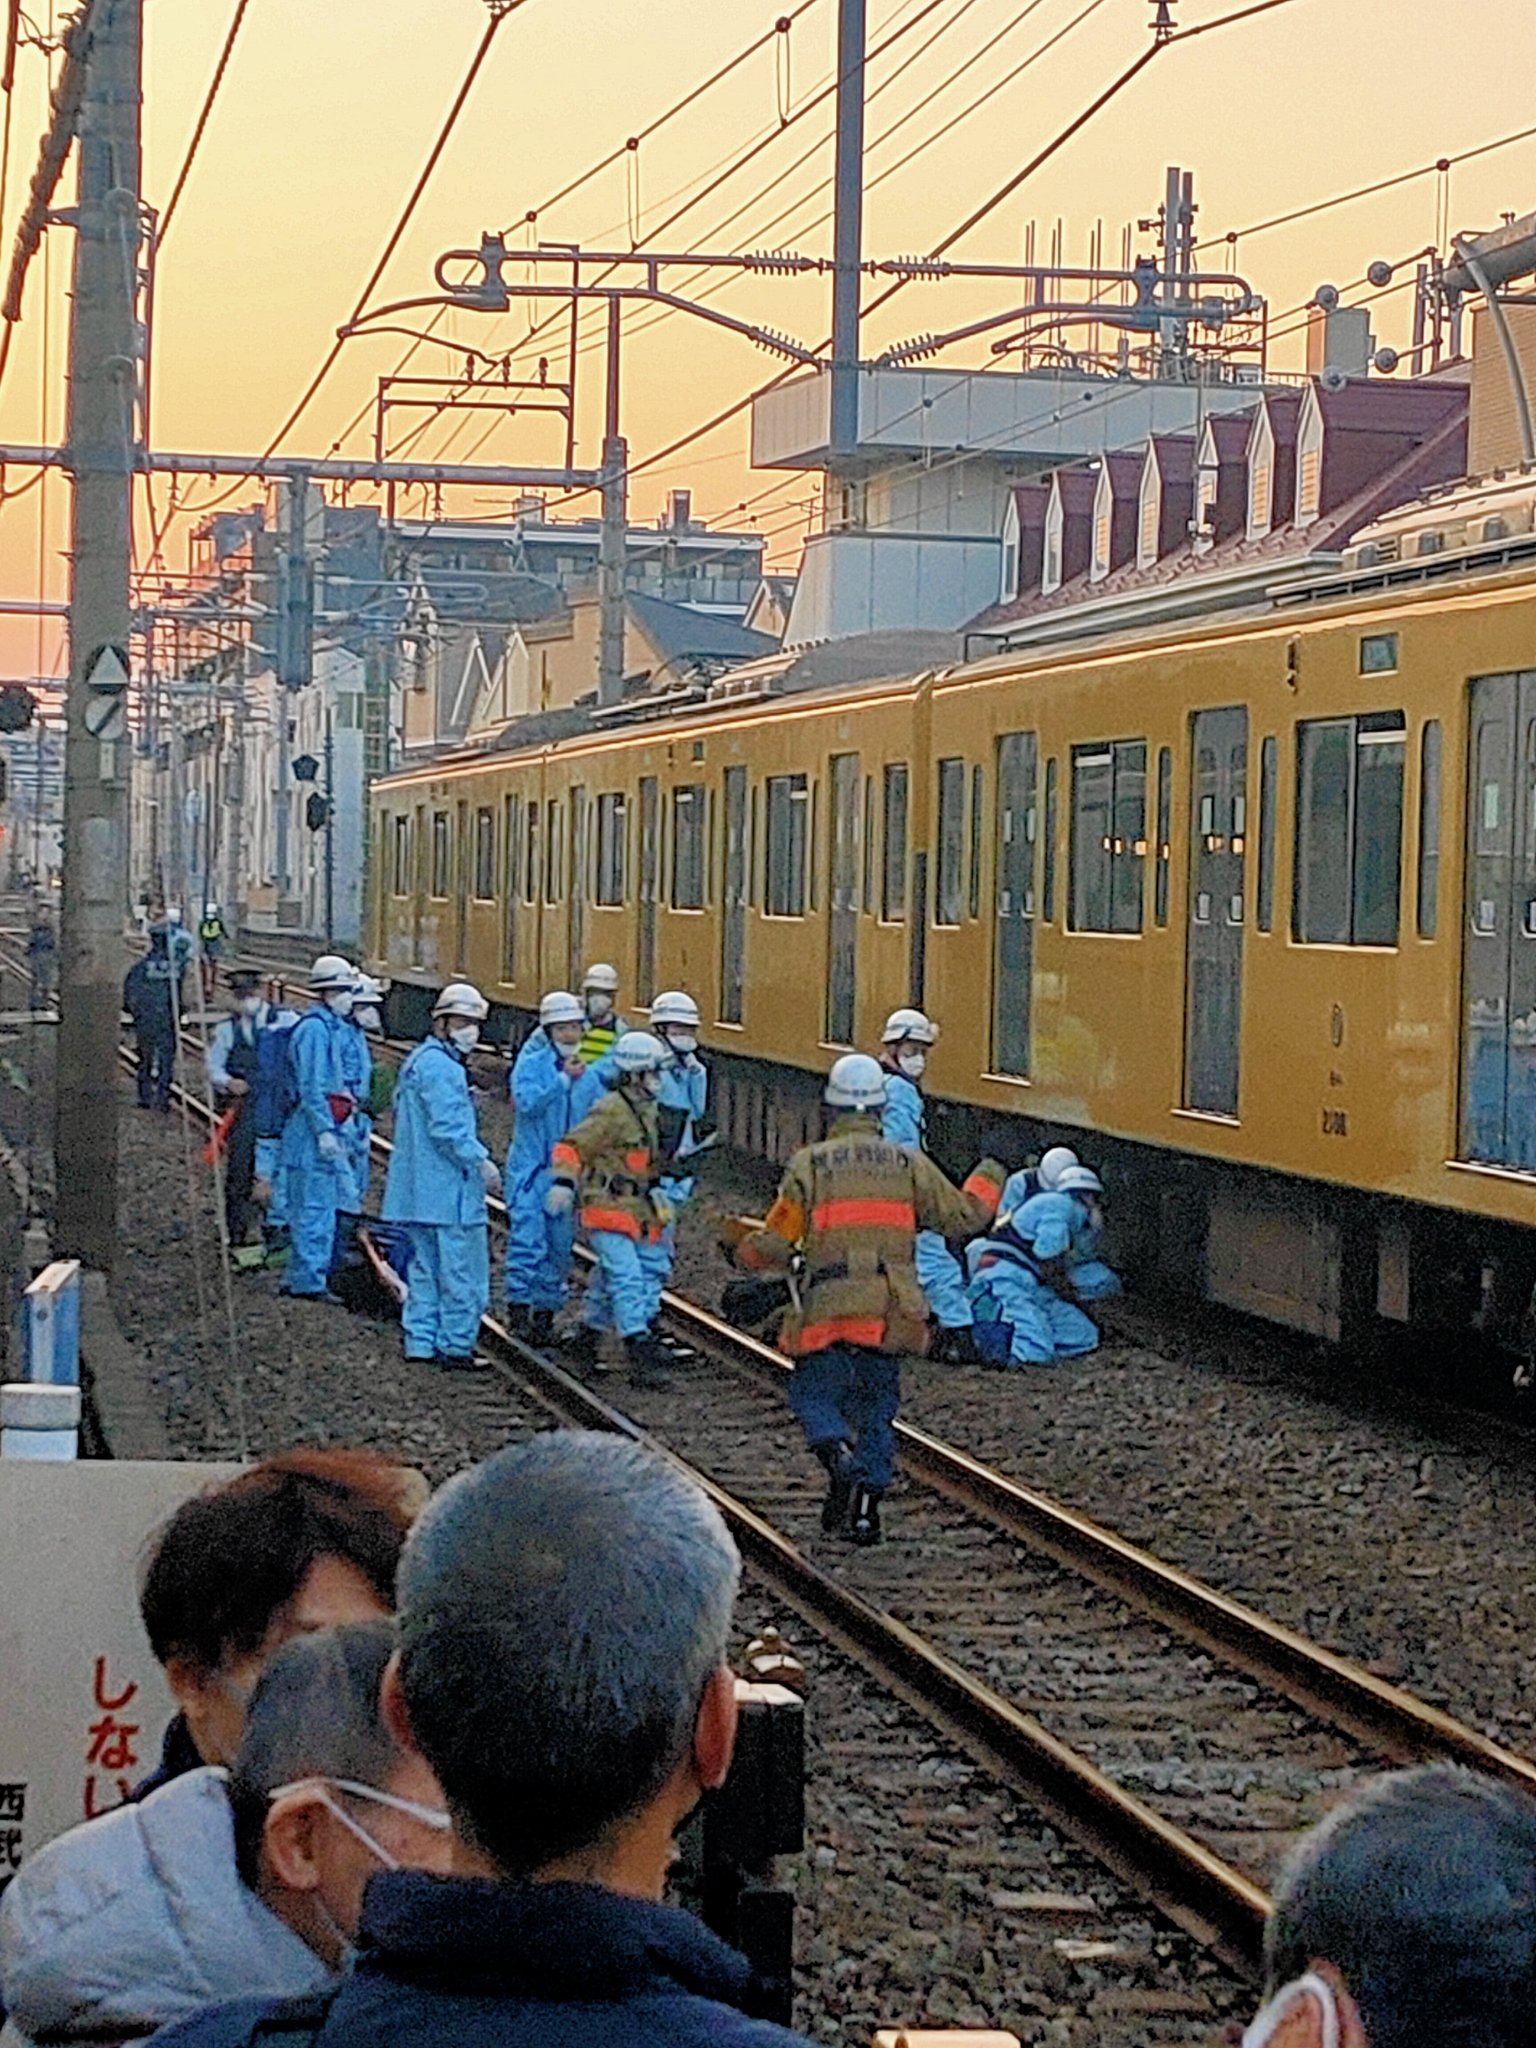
<box><xmin>3</xmin><ymin>0</ymin><xmax>1536</xmax><ymax>675</ymax></box>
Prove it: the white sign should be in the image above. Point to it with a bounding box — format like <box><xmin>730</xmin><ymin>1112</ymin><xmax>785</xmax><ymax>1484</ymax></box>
<box><xmin>84</xmin><ymin>693</ymin><xmax>127</xmax><ymax>741</ymax></box>
<box><xmin>0</xmin><ymin>1459</ymin><xmax>237</xmax><ymax>1876</ymax></box>
<box><xmin>83</xmin><ymin>645</ymin><xmax>129</xmax><ymax>694</ymax></box>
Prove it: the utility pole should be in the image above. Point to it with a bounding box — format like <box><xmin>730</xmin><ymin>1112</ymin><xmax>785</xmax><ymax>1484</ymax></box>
<box><xmin>322</xmin><ymin>707</ymin><xmax>334</xmax><ymax>946</ymax></box>
<box><xmin>828</xmin><ymin>0</ymin><xmax>866</xmax><ymax>469</ymax></box>
<box><xmin>596</xmin><ymin>296</ymin><xmax>627</xmax><ymax>708</ymax></box>
<box><xmin>55</xmin><ymin>0</ymin><xmax>142</xmax><ymax>1274</ymax></box>
<box><xmin>274</xmin><ymin>472</ymin><xmax>314</xmax><ymax>905</ymax></box>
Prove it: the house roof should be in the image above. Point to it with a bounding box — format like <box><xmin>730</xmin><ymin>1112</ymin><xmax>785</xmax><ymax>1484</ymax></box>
<box><xmin>1052</xmin><ymin>466</ymin><xmax>1097</xmax><ymax>515</ymax></box>
<box><xmin>1148</xmin><ymin>434</ymin><xmax>1197</xmax><ymax>485</ymax></box>
<box><xmin>1204</xmin><ymin>412</ymin><xmax>1253</xmax><ymax>462</ymax></box>
<box><xmin>1310</xmin><ymin>377</ymin><xmax>1466</xmax><ymax>437</ymax></box>
<box><xmin>626</xmin><ymin>591</ymin><xmax>776</xmax><ymax>664</ymax></box>
<box><xmin>1098</xmin><ymin>449</ymin><xmax>1143</xmax><ymax>498</ymax></box>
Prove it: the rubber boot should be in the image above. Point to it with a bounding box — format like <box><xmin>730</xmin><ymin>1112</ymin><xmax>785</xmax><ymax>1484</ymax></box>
<box><xmin>527</xmin><ymin>1308</ymin><xmax>556</xmax><ymax>1347</ymax></box>
<box><xmin>814</xmin><ymin>1441</ymin><xmax>855</xmax><ymax>1534</ymax></box>
<box><xmin>563</xmin><ymin>1322</ymin><xmax>603</xmax><ymax>1371</ymax></box>
<box><xmin>847</xmin><ymin>1486</ymin><xmax>884</xmax><ymax>1547</ymax></box>
<box><xmin>435</xmin><ymin>1352</ymin><xmax>486</xmax><ymax>1373</ymax></box>
<box><xmin>504</xmin><ymin>1303</ymin><xmax>531</xmax><ymax>1341</ymax></box>
<box><xmin>931</xmin><ymin>1324</ymin><xmax>981</xmax><ymax>1366</ymax></box>
<box><xmin>624</xmin><ymin>1328</ymin><xmax>672</xmax><ymax>1389</ymax></box>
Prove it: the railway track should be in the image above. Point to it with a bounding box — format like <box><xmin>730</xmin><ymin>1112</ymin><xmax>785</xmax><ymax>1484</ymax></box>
<box><xmin>32</xmin><ymin>942</ymin><xmax>1531</xmax><ymax>1984</ymax></box>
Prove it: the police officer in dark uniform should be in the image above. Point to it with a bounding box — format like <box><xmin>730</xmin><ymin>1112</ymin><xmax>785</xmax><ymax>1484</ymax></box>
<box><xmin>205</xmin><ymin>969</ymin><xmax>269</xmax><ymax>1247</ymax></box>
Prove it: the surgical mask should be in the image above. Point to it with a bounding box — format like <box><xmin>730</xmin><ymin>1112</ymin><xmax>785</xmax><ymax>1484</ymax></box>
<box><xmin>268</xmin><ymin>1776</ymin><xmax>452</xmax><ymax>1871</ymax></box>
<box><xmin>1242</xmin><ymin>1974</ymin><xmax>1343</xmax><ymax>2048</ymax></box>
<box><xmin>355</xmin><ymin>1006</ymin><xmax>381</xmax><ymax>1034</ymax></box>
<box><xmin>325</xmin><ymin>991</ymin><xmax>355</xmax><ymax>1017</ymax></box>
<box><xmin>237</xmin><ymin>996</ymin><xmax>262</xmax><ymax>1018</ymax></box>
<box><xmin>585</xmin><ymin>991</ymin><xmax>613</xmax><ymax>1020</ymax></box>
<box><xmin>896</xmin><ymin>1049</ymin><xmax>927</xmax><ymax>1078</ymax></box>
<box><xmin>666</xmin><ymin>1032</ymin><xmax>698</xmax><ymax>1057</ymax></box>
<box><xmin>448</xmin><ymin>1022</ymin><xmax>480</xmax><ymax>1054</ymax></box>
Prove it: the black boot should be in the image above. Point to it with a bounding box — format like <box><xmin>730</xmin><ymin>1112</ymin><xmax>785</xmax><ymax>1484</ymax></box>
<box><xmin>847</xmin><ymin>1486</ymin><xmax>884</xmax><ymax>1547</ymax></box>
<box><xmin>527</xmin><ymin>1308</ymin><xmax>555</xmax><ymax>1347</ymax></box>
<box><xmin>814</xmin><ymin>1441</ymin><xmax>855</xmax><ymax>1534</ymax></box>
<box><xmin>932</xmin><ymin>1324</ymin><xmax>981</xmax><ymax>1366</ymax></box>
<box><xmin>563</xmin><ymin>1322</ymin><xmax>603</xmax><ymax>1371</ymax></box>
<box><xmin>504</xmin><ymin>1302</ymin><xmax>531</xmax><ymax>1340</ymax></box>
<box><xmin>624</xmin><ymin>1329</ymin><xmax>672</xmax><ymax>1389</ymax></box>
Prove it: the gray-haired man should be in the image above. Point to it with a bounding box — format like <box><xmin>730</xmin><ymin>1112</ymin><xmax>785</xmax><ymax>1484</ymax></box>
<box><xmin>146</xmin><ymin>1434</ymin><xmax>821</xmax><ymax>2048</ymax></box>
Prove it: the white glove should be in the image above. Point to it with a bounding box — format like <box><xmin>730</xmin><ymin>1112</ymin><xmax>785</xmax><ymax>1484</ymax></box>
<box><xmin>316</xmin><ymin>1130</ymin><xmax>343</xmax><ymax>1163</ymax></box>
<box><xmin>478</xmin><ymin>1157</ymin><xmax>502</xmax><ymax>1195</ymax></box>
<box><xmin>544</xmin><ymin>1183</ymin><xmax>574</xmax><ymax>1217</ymax></box>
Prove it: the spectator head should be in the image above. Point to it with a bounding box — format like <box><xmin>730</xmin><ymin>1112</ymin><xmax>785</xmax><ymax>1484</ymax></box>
<box><xmin>231</xmin><ymin>1623</ymin><xmax>452</xmax><ymax>1968</ymax></box>
<box><xmin>387</xmin><ymin>1431</ymin><xmax>741</xmax><ymax>1892</ymax></box>
<box><xmin>140</xmin><ymin>1448</ymin><xmax>422</xmax><ymax>1767</ymax></box>
<box><xmin>1258</xmin><ymin>1765</ymin><xmax>1536</xmax><ymax>2048</ymax></box>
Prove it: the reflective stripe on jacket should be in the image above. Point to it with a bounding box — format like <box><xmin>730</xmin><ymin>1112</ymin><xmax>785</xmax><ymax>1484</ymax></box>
<box><xmin>551</xmin><ymin>1084</ymin><xmax>665</xmax><ymax>1241</ymax></box>
<box><xmin>738</xmin><ymin>1112</ymin><xmax>1004</xmax><ymax>1358</ymax></box>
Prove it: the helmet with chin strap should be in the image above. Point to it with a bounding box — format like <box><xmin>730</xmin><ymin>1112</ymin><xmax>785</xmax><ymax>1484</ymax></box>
<box><xmin>881</xmin><ymin>1006</ymin><xmax>938</xmax><ymax>1046</ymax></box>
<box><xmin>308</xmin><ymin>953</ymin><xmax>355</xmax><ymax>991</ymax></box>
<box><xmin>582</xmin><ymin>962</ymin><xmax>620</xmax><ymax>993</ymax></box>
<box><xmin>649</xmin><ymin>989</ymin><xmax>701</xmax><ymax>1031</ymax></box>
<box><xmin>1055</xmin><ymin>1163</ymin><xmax>1103</xmax><ymax>1196</ymax></box>
<box><xmin>613</xmin><ymin>1030</ymin><xmax>667</xmax><ymax>1075</ymax></box>
<box><xmin>825</xmin><ymin>1053</ymin><xmax>887</xmax><ymax>1110</ymax></box>
<box><xmin>538</xmin><ymin>990</ymin><xmax>584</xmax><ymax>1028</ymax></box>
<box><xmin>433</xmin><ymin>981</ymin><xmax>489</xmax><ymax>1022</ymax></box>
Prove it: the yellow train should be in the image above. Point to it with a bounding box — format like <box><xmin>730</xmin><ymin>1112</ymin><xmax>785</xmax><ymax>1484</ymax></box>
<box><xmin>370</xmin><ymin>539</ymin><xmax>1536</xmax><ymax>1362</ymax></box>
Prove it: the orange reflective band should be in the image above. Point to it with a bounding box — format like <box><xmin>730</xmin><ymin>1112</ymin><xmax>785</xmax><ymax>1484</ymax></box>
<box><xmin>962</xmin><ymin>1172</ymin><xmax>1001</xmax><ymax>1213</ymax></box>
<box><xmin>789</xmin><ymin>1316</ymin><xmax>888</xmax><ymax>1355</ymax></box>
<box><xmin>624</xmin><ymin>1147</ymin><xmax>651</xmax><ymax>1173</ymax></box>
<box><xmin>809</xmin><ymin>1199</ymin><xmax>916</xmax><ymax>1234</ymax></box>
<box><xmin>551</xmin><ymin>1142</ymin><xmax>580</xmax><ymax>1172</ymax></box>
<box><xmin>761</xmin><ymin>1195</ymin><xmax>806</xmax><ymax>1244</ymax></box>
<box><xmin>582</xmin><ymin>1206</ymin><xmax>640</xmax><ymax>1240</ymax></box>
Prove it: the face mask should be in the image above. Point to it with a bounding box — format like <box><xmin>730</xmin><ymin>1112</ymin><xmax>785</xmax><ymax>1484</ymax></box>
<box><xmin>325</xmin><ymin>991</ymin><xmax>355</xmax><ymax>1017</ymax></box>
<box><xmin>666</xmin><ymin>1032</ymin><xmax>698</xmax><ymax>1057</ymax></box>
<box><xmin>448</xmin><ymin>1022</ymin><xmax>480</xmax><ymax>1053</ymax></box>
<box><xmin>896</xmin><ymin>1049</ymin><xmax>927</xmax><ymax>1078</ymax></box>
<box><xmin>237</xmin><ymin>996</ymin><xmax>262</xmax><ymax>1018</ymax></box>
<box><xmin>267</xmin><ymin>1775</ymin><xmax>452</xmax><ymax>1871</ymax></box>
<box><xmin>1242</xmin><ymin>1974</ymin><xmax>1343</xmax><ymax>2048</ymax></box>
<box><xmin>585</xmin><ymin>992</ymin><xmax>613</xmax><ymax>1020</ymax></box>
<box><xmin>551</xmin><ymin>1027</ymin><xmax>582</xmax><ymax>1052</ymax></box>
<box><xmin>355</xmin><ymin>1006</ymin><xmax>381</xmax><ymax>1034</ymax></box>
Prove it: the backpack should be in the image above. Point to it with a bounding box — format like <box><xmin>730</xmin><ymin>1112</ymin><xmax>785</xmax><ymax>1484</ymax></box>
<box><xmin>255</xmin><ymin>1011</ymin><xmax>306</xmax><ymax>1138</ymax></box>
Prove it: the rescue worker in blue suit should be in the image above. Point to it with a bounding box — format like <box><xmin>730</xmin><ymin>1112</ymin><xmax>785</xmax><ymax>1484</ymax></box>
<box><xmin>504</xmin><ymin>989</ymin><xmax>602</xmax><ymax>1344</ymax></box>
<box><xmin>637</xmin><ymin>989</ymin><xmax>712</xmax><ymax>1322</ymax></box>
<box><xmin>383</xmin><ymin>982</ymin><xmax>501</xmax><ymax>1370</ymax></box>
<box><xmin>966</xmin><ymin>1163</ymin><xmax>1118</xmax><ymax>1366</ymax></box>
<box><xmin>999</xmin><ymin>1143</ymin><xmax>1080</xmax><ymax>1214</ymax></box>
<box><xmin>277</xmin><ymin>954</ymin><xmax>362</xmax><ymax>1300</ymax></box>
<box><xmin>878</xmin><ymin>1007</ymin><xmax>980</xmax><ymax>1364</ymax></box>
<box><xmin>340</xmin><ymin>974</ymin><xmax>384</xmax><ymax>1210</ymax></box>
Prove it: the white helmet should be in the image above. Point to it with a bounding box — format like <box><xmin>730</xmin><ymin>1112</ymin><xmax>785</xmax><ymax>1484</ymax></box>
<box><xmin>881</xmin><ymin>1006</ymin><xmax>938</xmax><ymax>1046</ymax></box>
<box><xmin>649</xmin><ymin>989</ymin><xmax>700</xmax><ymax>1031</ymax></box>
<box><xmin>1037</xmin><ymin>1145</ymin><xmax>1080</xmax><ymax>1191</ymax></box>
<box><xmin>433</xmin><ymin>980</ymin><xmax>489</xmax><ymax>1021</ymax></box>
<box><xmin>825</xmin><ymin>1052</ymin><xmax>887</xmax><ymax>1110</ymax></box>
<box><xmin>353</xmin><ymin>972</ymin><xmax>389</xmax><ymax>1004</ymax></box>
<box><xmin>538</xmin><ymin>989</ymin><xmax>584</xmax><ymax>1028</ymax></box>
<box><xmin>613</xmin><ymin>1030</ymin><xmax>667</xmax><ymax>1074</ymax></box>
<box><xmin>1056</xmin><ymin>1163</ymin><xmax>1103</xmax><ymax>1196</ymax></box>
<box><xmin>582</xmin><ymin>962</ymin><xmax>620</xmax><ymax>993</ymax></box>
<box><xmin>308</xmin><ymin>952</ymin><xmax>355</xmax><ymax>991</ymax></box>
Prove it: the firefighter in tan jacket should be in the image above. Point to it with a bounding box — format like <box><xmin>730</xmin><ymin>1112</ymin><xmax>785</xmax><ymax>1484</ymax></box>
<box><xmin>548</xmin><ymin>1030</ymin><xmax>674</xmax><ymax>1386</ymax></box>
<box><xmin>731</xmin><ymin>1052</ymin><xmax>1004</xmax><ymax>1545</ymax></box>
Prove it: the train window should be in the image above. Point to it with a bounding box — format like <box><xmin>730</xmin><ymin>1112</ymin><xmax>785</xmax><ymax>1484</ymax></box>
<box><xmin>1293</xmin><ymin>712</ymin><xmax>1405</xmax><ymax>945</ymax></box>
<box><xmin>523</xmin><ymin>801</ymin><xmax>540</xmax><ymax>905</ymax></box>
<box><xmin>1154</xmin><ymin>746</ymin><xmax>1173</xmax><ymax>927</ymax></box>
<box><xmin>1416</xmin><ymin>721</ymin><xmax>1442</xmax><ymax>939</ymax></box>
<box><xmin>969</xmin><ymin>764</ymin><xmax>984</xmax><ymax>919</ymax></box>
<box><xmin>1043</xmin><ymin>758</ymin><xmax>1058</xmax><ymax>921</ymax></box>
<box><xmin>545</xmin><ymin>800</ymin><xmax>563</xmax><ymax>906</ymax></box>
<box><xmin>1257</xmin><ymin>735</ymin><xmax>1277</xmax><ymax>932</ymax></box>
<box><xmin>765</xmin><ymin>773</ymin><xmax>809</xmax><ymax>917</ymax></box>
<box><xmin>430</xmin><ymin>811</ymin><xmax>450</xmax><ymax>898</ymax></box>
<box><xmin>503</xmin><ymin>794</ymin><xmax>519</xmax><ymax>980</ymax></box>
<box><xmin>862</xmin><ymin>775</ymin><xmax>875</xmax><ymax>913</ymax></box>
<box><xmin>935</xmin><ymin>757</ymin><xmax>966</xmax><ymax>926</ymax></box>
<box><xmin>672</xmin><ymin>784</ymin><xmax>705</xmax><ymax>910</ymax></box>
<box><xmin>596</xmin><ymin>792</ymin><xmax>627</xmax><ymax>906</ymax></box>
<box><xmin>1069</xmin><ymin>740</ymin><xmax>1145</xmax><ymax>934</ymax></box>
<box><xmin>473</xmin><ymin>808</ymin><xmax>496</xmax><ymax>900</ymax></box>
<box><xmin>392</xmin><ymin>816</ymin><xmax>410</xmax><ymax>896</ymax></box>
<box><xmin>882</xmin><ymin>764</ymin><xmax>908</xmax><ymax>922</ymax></box>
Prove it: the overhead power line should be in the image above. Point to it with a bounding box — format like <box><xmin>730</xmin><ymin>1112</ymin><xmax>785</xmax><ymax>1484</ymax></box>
<box><xmin>157</xmin><ymin>0</ymin><xmax>249</xmax><ymax>244</ymax></box>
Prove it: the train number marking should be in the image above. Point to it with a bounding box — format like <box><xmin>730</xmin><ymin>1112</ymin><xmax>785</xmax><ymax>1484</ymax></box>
<box><xmin>1321</xmin><ymin>1107</ymin><xmax>1349</xmax><ymax>1138</ymax></box>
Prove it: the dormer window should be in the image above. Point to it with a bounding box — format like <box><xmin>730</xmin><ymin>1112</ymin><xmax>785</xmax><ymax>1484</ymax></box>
<box><xmin>1247</xmin><ymin>410</ymin><xmax>1275</xmax><ymax>539</ymax></box>
<box><xmin>1138</xmin><ymin>460</ymin><xmax>1160</xmax><ymax>569</ymax></box>
<box><xmin>1091</xmin><ymin>466</ymin><xmax>1113</xmax><ymax>582</ymax></box>
<box><xmin>1000</xmin><ymin>495</ymin><xmax>1021</xmax><ymax>601</ymax></box>
<box><xmin>1043</xmin><ymin>491</ymin><xmax>1064</xmax><ymax>593</ymax></box>
<box><xmin>1296</xmin><ymin>389</ymin><xmax>1324</xmax><ymax>523</ymax></box>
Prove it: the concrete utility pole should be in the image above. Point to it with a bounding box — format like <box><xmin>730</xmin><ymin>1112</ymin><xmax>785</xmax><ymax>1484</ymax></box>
<box><xmin>596</xmin><ymin>296</ymin><xmax>628</xmax><ymax>709</ymax></box>
<box><xmin>55</xmin><ymin>0</ymin><xmax>142</xmax><ymax>1274</ymax></box>
<box><xmin>828</xmin><ymin>0</ymin><xmax>866</xmax><ymax>467</ymax></box>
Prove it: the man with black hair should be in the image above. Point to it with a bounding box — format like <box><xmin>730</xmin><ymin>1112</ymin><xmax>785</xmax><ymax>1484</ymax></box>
<box><xmin>1247</xmin><ymin>1764</ymin><xmax>1536</xmax><ymax>2048</ymax></box>
<box><xmin>149</xmin><ymin>1433</ymin><xmax>821</xmax><ymax>2048</ymax></box>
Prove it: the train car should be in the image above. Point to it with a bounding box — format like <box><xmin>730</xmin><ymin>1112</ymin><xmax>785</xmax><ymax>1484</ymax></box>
<box><xmin>370</xmin><ymin>535</ymin><xmax>1536</xmax><ymax>1367</ymax></box>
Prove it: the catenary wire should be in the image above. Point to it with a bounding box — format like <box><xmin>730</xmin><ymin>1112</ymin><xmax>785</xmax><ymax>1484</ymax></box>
<box><xmin>156</xmin><ymin>0</ymin><xmax>249</xmax><ymax>244</ymax></box>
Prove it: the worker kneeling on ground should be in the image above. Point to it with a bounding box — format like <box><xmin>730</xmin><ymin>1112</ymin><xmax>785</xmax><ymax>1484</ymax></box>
<box><xmin>551</xmin><ymin>1031</ymin><xmax>674</xmax><ymax>1388</ymax></box>
<box><xmin>877</xmin><ymin>1007</ymin><xmax>980</xmax><ymax>1365</ymax></box>
<box><xmin>383</xmin><ymin>982</ymin><xmax>501</xmax><ymax>1371</ymax></box>
<box><xmin>965</xmin><ymin>1162</ymin><xmax>1119</xmax><ymax>1368</ymax></box>
<box><xmin>731</xmin><ymin>1053</ymin><xmax>1004</xmax><ymax>1546</ymax></box>
<box><xmin>504</xmin><ymin>989</ymin><xmax>601</xmax><ymax>1343</ymax></box>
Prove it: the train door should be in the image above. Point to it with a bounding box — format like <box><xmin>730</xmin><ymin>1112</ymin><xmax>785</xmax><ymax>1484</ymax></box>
<box><xmin>1183</xmin><ymin>706</ymin><xmax>1248</xmax><ymax>1117</ymax></box>
<box><xmin>411</xmin><ymin>804</ymin><xmax>426</xmax><ymax>964</ymax></box>
<box><xmin>567</xmin><ymin>785</ymin><xmax>587</xmax><ymax>988</ymax></box>
<box><xmin>453</xmin><ymin>799</ymin><xmax>469</xmax><ymax>972</ymax></box>
<box><xmin>992</xmin><ymin>730</ymin><xmax>1037</xmax><ymax>1076</ymax></box>
<box><xmin>1461</xmin><ymin>672</ymin><xmax>1536</xmax><ymax>1168</ymax></box>
<box><xmin>721</xmin><ymin>765</ymin><xmax>747</xmax><ymax>1024</ymax></box>
<box><xmin>826</xmin><ymin>752</ymin><xmax>860</xmax><ymax>1044</ymax></box>
<box><xmin>637</xmin><ymin>775</ymin><xmax>659</xmax><ymax>1005</ymax></box>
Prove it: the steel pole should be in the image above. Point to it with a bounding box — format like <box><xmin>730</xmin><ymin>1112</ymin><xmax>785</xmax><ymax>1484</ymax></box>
<box><xmin>323</xmin><ymin>707</ymin><xmax>334</xmax><ymax>947</ymax></box>
<box><xmin>828</xmin><ymin>0</ymin><xmax>866</xmax><ymax>464</ymax></box>
<box><xmin>597</xmin><ymin>296</ymin><xmax>627</xmax><ymax>708</ymax></box>
<box><xmin>55</xmin><ymin>0</ymin><xmax>141</xmax><ymax>1273</ymax></box>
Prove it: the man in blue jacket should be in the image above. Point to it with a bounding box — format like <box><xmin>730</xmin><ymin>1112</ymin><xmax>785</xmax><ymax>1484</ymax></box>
<box><xmin>278</xmin><ymin>955</ymin><xmax>362</xmax><ymax>1300</ymax></box>
<box><xmin>383</xmin><ymin>983</ymin><xmax>501</xmax><ymax>1370</ymax></box>
<box><xmin>147</xmin><ymin>1432</ymin><xmax>821</xmax><ymax>2048</ymax></box>
<box><xmin>503</xmin><ymin>989</ymin><xmax>602</xmax><ymax>1343</ymax></box>
<box><xmin>877</xmin><ymin>1007</ymin><xmax>980</xmax><ymax>1364</ymax></box>
<box><xmin>965</xmin><ymin>1163</ymin><xmax>1118</xmax><ymax>1366</ymax></box>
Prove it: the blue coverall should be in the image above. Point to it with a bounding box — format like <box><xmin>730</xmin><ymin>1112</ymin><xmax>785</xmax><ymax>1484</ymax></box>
<box><xmin>278</xmin><ymin>1006</ymin><xmax>360</xmax><ymax>1296</ymax></box>
<box><xmin>382</xmin><ymin>1037</ymin><xmax>493</xmax><ymax>1361</ymax></box>
<box><xmin>633</xmin><ymin>1052</ymin><xmax>708</xmax><ymax>1322</ymax></box>
<box><xmin>881</xmin><ymin>1069</ymin><xmax>973</xmax><ymax>1331</ymax></box>
<box><xmin>504</xmin><ymin>1030</ymin><xmax>602</xmax><ymax>1311</ymax></box>
<box><xmin>339</xmin><ymin>1019</ymin><xmax>375</xmax><ymax>1210</ymax></box>
<box><xmin>965</xmin><ymin>1190</ymin><xmax>1116</xmax><ymax>1365</ymax></box>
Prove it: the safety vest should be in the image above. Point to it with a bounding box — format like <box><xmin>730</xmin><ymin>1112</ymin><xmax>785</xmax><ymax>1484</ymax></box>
<box><xmin>551</xmin><ymin>1084</ymin><xmax>665</xmax><ymax>1241</ymax></box>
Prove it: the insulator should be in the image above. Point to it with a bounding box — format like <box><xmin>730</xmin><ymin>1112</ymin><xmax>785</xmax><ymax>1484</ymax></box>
<box><xmin>887</xmin><ymin>333</ymin><xmax>940</xmax><ymax>364</ymax></box>
<box><xmin>746</xmin><ymin>249</ymin><xmax>804</xmax><ymax>273</ymax></box>
<box><xmin>752</xmin><ymin>327</ymin><xmax>800</xmax><ymax>358</ymax></box>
